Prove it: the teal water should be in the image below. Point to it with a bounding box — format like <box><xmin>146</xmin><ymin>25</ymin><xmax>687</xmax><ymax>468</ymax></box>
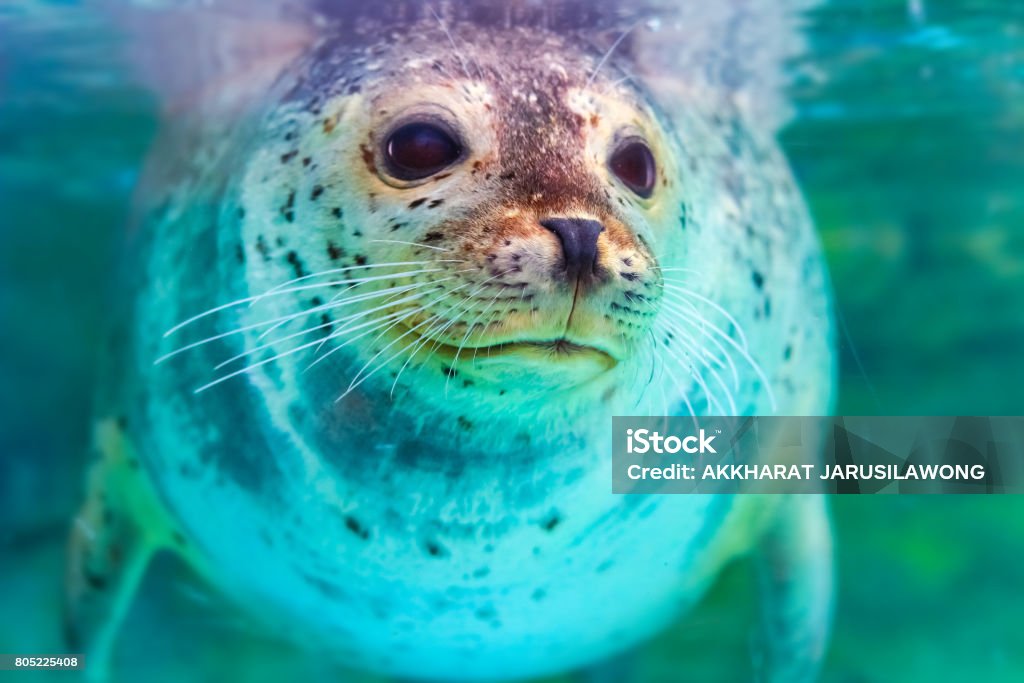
<box><xmin>1</xmin><ymin>1</ymin><xmax>1022</xmax><ymax>681</ymax></box>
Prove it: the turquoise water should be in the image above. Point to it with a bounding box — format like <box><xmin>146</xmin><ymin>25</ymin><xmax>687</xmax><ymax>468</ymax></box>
<box><xmin>1</xmin><ymin>1</ymin><xmax>1022</xmax><ymax>681</ymax></box>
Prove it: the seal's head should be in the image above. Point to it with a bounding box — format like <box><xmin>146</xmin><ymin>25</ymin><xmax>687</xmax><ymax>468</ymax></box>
<box><xmin>231</xmin><ymin>23</ymin><xmax>685</xmax><ymax>409</ymax></box>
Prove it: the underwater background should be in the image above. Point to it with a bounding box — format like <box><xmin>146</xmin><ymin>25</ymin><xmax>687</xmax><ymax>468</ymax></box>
<box><xmin>1</xmin><ymin>0</ymin><xmax>1022</xmax><ymax>681</ymax></box>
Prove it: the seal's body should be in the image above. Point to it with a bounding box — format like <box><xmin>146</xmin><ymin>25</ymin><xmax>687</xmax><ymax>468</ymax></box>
<box><xmin>68</xmin><ymin>3</ymin><xmax>834</xmax><ymax>681</ymax></box>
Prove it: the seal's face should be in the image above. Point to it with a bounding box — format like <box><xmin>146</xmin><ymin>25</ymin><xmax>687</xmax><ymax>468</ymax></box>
<box><xmin>361</xmin><ymin>73</ymin><xmax>669</xmax><ymax>389</ymax></box>
<box><xmin>243</xmin><ymin>27</ymin><xmax>683</xmax><ymax>402</ymax></box>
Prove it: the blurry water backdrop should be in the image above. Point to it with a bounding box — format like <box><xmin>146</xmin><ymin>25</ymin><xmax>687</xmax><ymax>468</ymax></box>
<box><xmin>1</xmin><ymin>0</ymin><xmax>1023</xmax><ymax>680</ymax></box>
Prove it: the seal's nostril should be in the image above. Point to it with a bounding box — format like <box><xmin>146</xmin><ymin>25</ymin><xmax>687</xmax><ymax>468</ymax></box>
<box><xmin>540</xmin><ymin>218</ymin><xmax>605</xmax><ymax>282</ymax></box>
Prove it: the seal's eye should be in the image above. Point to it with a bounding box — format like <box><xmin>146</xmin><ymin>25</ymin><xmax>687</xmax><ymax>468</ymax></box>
<box><xmin>383</xmin><ymin>120</ymin><xmax>463</xmax><ymax>180</ymax></box>
<box><xmin>609</xmin><ymin>139</ymin><xmax>657</xmax><ymax>198</ymax></box>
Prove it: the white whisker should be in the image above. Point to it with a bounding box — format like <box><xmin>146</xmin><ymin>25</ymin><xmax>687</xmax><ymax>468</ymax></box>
<box><xmin>250</xmin><ymin>260</ymin><xmax>457</xmax><ymax>305</ymax></box>
<box><xmin>164</xmin><ymin>268</ymin><xmax>443</xmax><ymax>336</ymax></box>
<box><xmin>586</xmin><ymin>21</ymin><xmax>639</xmax><ymax>89</ymax></box>
<box><xmin>661</xmin><ymin>297</ymin><xmax>777</xmax><ymax>412</ymax></box>
<box><xmin>214</xmin><ymin>290</ymin><xmax>435</xmax><ymax>370</ymax></box>
<box><xmin>369</xmin><ymin>239</ymin><xmax>453</xmax><ymax>253</ymax></box>
<box><xmin>662</xmin><ymin>283</ymin><xmax>751</xmax><ymax>350</ymax></box>
<box><xmin>156</xmin><ymin>282</ymin><xmax>435</xmax><ymax>363</ymax></box>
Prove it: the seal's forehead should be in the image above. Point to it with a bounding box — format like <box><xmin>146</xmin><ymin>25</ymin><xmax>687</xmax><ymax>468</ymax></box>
<box><xmin>356</xmin><ymin>23</ymin><xmax>633</xmax><ymax>104</ymax></box>
<box><xmin>368</xmin><ymin>24</ymin><xmax>648</xmax><ymax>139</ymax></box>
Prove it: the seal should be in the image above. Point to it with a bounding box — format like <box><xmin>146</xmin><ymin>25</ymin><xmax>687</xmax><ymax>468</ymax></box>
<box><xmin>68</xmin><ymin>2</ymin><xmax>835</xmax><ymax>681</ymax></box>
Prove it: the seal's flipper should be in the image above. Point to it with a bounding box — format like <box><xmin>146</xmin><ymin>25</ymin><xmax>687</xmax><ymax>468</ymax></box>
<box><xmin>65</xmin><ymin>419</ymin><xmax>176</xmax><ymax>682</ymax></box>
<box><xmin>754</xmin><ymin>495</ymin><xmax>833</xmax><ymax>683</ymax></box>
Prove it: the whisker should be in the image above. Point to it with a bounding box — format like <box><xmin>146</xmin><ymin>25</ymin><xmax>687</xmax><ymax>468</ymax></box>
<box><xmin>586</xmin><ymin>21</ymin><xmax>640</xmax><ymax>89</ymax></box>
<box><xmin>429</xmin><ymin>6</ymin><xmax>474</xmax><ymax>80</ymax></box>
<box><xmin>662</xmin><ymin>284</ymin><xmax>751</xmax><ymax>350</ymax></box>
<box><xmin>193</xmin><ymin>309</ymin><xmax>407</xmax><ymax>394</ymax></box>
<box><xmin>311</xmin><ymin>282</ymin><xmax>438</xmax><ymax>355</ymax></box>
<box><xmin>256</xmin><ymin>275</ymin><xmax>456</xmax><ymax>342</ymax></box>
<box><xmin>651</xmin><ymin>341</ymin><xmax>698</xmax><ymax>425</ymax></box>
<box><xmin>338</xmin><ymin>312</ymin><xmax>444</xmax><ymax>402</ymax></box>
<box><xmin>653</xmin><ymin>301</ymin><xmax>739</xmax><ymax>393</ymax></box>
<box><xmin>655</xmin><ymin>322</ymin><xmax>727</xmax><ymax>415</ymax></box>
<box><xmin>660</xmin><ymin>298</ymin><xmax>777</xmax><ymax>412</ymax></box>
<box><xmin>155</xmin><ymin>282</ymin><xmax>434</xmax><ymax>363</ymax></box>
<box><xmin>303</xmin><ymin>306</ymin><xmax>425</xmax><ymax>372</ymax></box>
<box><xmin>369</xmin><ymin>239</ymin><xmax>453</xmax><ymax>253</ymax></box>
<box><xmin>653</xmin><ymin>267</ymin><xmax>703</xmax><ymax>276</ymax></box>
<box><xmin>164</xmin><ymin>268</ymin><xmax>444</xmax><ymax>336</ymax></box>
<box><xmin>655</xmin><ymin>319</ymin><xmax>737</xmax><ymax>415</ymax></box>
<box><xmin>252</xmin><ymin>259</ymin><xmax>462</xmax><ymax>304</ymax></box>
<box><xmin>386</xmin><ymin>284</ymin><xmax>488</xmax><ymax>396</ymax></box>
<box><xmin>213</xmin><ymin>290</ymin><xmax>436</xmax><ymax>370</ymax></box>
<box><xmin>334</xmin><ymin>276</ymin><xmax>485</xmax><ymax>394</ymax></box>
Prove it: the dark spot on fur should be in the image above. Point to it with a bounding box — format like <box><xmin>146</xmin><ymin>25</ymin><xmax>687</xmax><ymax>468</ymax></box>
<box><xmin>311</xmin><ymin>185</ymin><xmax>324</xmax><ymax>200</ymax></box>
<box><xmin>457</xmin><ymin>416</ymin><xmax>473</xmax><ymax>431</ymax></box>
<box><xmin>474</xmin><ymin>605</ymin><xmax>499</xmax><ymax>625</ymax></box>
<box><xmin>531</xmin><ymin>588</ymin><xmax>547</xmax><ymax>601</ymax></box>
<box><xmin>428</xmin><ymin>198</ymin><xmax>444</xmax><ymax>208</ymax></box>
<box><xmin>286</xmin><ymin>251</ymin><xmax>306</xmax><ymax>278</ymax></box>
<box><xmin>327</xmin><ymin>241</ymin><xmax>344</xmax><ymax>260</ymax></box>
<box><xmin>752</xmin><ymin>271</ymin><xmax>765</xmax><ymax>289</ymax></box>
<box><xmin>424</xmin><ymin>539</ymin><xmax>449</xmax><ymax>558</ymax></box>
<box><xmin>281</xmin><ymin>190</ymin><xmax>296</xmax><ymax>222</ymax></box>
<box><xmin>408</xmin><ymin>198</ymin><xmax>427</xmax><ymax>209</ymax></box>
<box><xmin>331</xmin><ymin>207</ymin><xmax>343</xmax><ymax>218</ymax></box>
<box><xmin>423</xmin><ymin>232</ymin><xmax>444</xmax><ymax>243</ymax></box>
<box><xmin>784</xmin><ymin>345</ymin><xmax>793</xmax><ymax>360</ymax></box>
<box><xmin>354</xmin><ymin>254</ymin><xmax>368</xmax><ymax>266</ymax></box>
<box><xmin>255</xmin><ymin>235</ymin><xmax>271</xmax><ymax>261</ymax></box>
<box><xmin>541</xmin><ymin>512</ymin><xmax>561</xmax><ymax>532</ymax></box>
<box><xmin>443</xmin><ymin>366</ymin><xmax>457</xmax><ymax>378</ymax></box>
<box><xmin>344</xmin><ymin>516</ymin><xmax>370</xmax><ymax>541</ymax></box>
<box><xmin>280</xmin><ymin>150</ymin><xmax>298</xmax><ymax>164</ymax></box>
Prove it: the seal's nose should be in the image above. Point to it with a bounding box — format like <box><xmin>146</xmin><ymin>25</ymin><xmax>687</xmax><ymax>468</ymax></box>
<box><xmin>540</xmin><ymin>217</ymin><xmax>605</xmax><ymax>283</ymax></box>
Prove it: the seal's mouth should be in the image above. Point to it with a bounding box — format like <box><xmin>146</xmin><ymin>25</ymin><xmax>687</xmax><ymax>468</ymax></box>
<box><xmin>393</xmin><ymin>322</ymin><xmax>618</xmax><ymax>368</ymax></box>
<box><xmin>448</xmin><ymin>338</ymin><xmax>615</xmax><ymax>363</ymax></box>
